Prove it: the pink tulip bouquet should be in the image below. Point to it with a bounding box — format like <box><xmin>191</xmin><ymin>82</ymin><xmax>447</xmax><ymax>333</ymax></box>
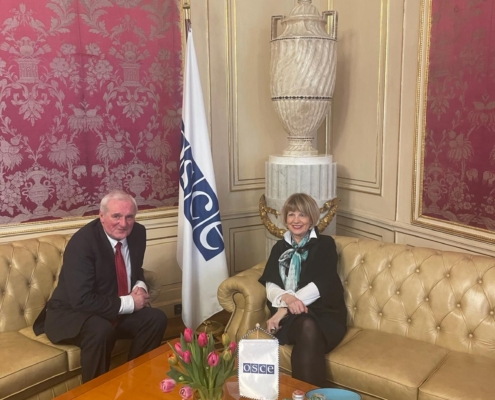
<box><xmin>160</xmin><ymin>328</ymin><xmax>238</xmax><ymax>400</ymax></box>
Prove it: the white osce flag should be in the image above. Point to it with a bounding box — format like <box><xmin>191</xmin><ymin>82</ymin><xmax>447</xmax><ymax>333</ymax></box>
<box><xmin>177</xmin><ymin>27</ymin><xmax>229</xmax><ymax>330</ymax></box>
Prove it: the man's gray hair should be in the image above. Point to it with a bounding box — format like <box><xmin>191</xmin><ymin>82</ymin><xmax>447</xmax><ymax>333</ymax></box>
<box><xmin>100</xmin><ymin>190</ymin><xmax>138</xmax><ymax>214</ymax></box>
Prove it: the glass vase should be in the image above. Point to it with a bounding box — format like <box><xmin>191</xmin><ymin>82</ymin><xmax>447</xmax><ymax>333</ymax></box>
<box><xmin>195</xmin><ymin>385</ymin><xmax>223</xmax><ymax>400</ymax></box>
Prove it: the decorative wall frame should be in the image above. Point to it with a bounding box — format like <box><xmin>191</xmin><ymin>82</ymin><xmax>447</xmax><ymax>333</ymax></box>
<box><xmin>0</xmin><ymin>0</ymin><xmax>183</xmax><ymax>238</ymax></box>
<box><xmin>413</xmin><ymin>0</ymin><xmax>495</xmax><ymax>243</ymax></box>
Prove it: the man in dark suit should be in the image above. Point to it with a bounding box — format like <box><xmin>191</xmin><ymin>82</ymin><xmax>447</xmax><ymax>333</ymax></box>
<box><xmin>34</xmin><ymin>190</ymin><xmax>167</xmax><ymax>382</ymax></box>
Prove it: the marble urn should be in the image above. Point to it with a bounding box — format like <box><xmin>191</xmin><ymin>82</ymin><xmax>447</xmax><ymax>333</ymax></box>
<box><xmin>270</xmin><ymin>0</ymin><xmax>338</xmax><ymax>156</ymax></box>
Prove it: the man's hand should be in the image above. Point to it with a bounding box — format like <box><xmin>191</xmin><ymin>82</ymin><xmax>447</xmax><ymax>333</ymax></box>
<box><xmin>130</xmin><ymin>287</ymin><xmax>150</xmax><ymax>311</ymax></box>
<box><xmin>281</xmin><ymin>293</ymin><xmax>308</xmax><ymax>315</ymax></box>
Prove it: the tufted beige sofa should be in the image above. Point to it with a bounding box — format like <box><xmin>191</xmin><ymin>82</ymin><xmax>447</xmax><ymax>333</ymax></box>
<box><xmin>218</xmin><ymin>235</ymin><xmax>495</xmax><ymax>400</ymax></box>
<box><xmin>0</xmin><ymin>234</ymin><xmax>161</xmax><ymax>400</ymax></box>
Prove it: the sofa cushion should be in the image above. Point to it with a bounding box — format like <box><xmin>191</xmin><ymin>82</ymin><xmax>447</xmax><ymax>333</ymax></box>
<box><xmin>279</xmin><ymin>327</ymin><xmax>362</xmax><ymax>373</ymax></box>
<box><xmin>327</xmin><ymin>330</ymin><xmax>449</xmax><ymax>400</ymax></box>
<box><xmin>19</xmin><ymin>327</ymin><xmax>132</xmax><ymax>372</ymax></box>
<box><xmin>419</xmin><ymin>351</ymin><xmax>495</xmax><ymax>400</ymax></box>
<box><xmin>24</xmin><ymin>374</ymin><xmax>83</xmax><ymax>400</ymax></box>
<box><xmin>0</xmin><ymin>332</ymin><xmax>67</xmax><ymax>399</ymax></box>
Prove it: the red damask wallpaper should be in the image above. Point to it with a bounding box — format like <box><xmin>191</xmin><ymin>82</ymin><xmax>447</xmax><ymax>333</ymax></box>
<box><xmin>0</xmin><ymin>0</ymin><xmax>181</xmax><ymax>224</ymax></box>
<box><xmin>422</xmin><ymin>0</ymin><xmax>495</xmax><ymax>230</ymax></box>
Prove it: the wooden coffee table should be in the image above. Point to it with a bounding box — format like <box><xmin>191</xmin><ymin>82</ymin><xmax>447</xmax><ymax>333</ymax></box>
<box><xmin>55</xmin><ymin>343</ymin><xmax>316</xmax><ymax>399</ymax></box>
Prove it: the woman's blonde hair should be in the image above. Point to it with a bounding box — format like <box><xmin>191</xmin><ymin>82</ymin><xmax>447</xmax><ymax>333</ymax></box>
<box><xmin>282</xmin><ymin>193</ymin><xmax>320</xmax><ymax>227</ymax></box>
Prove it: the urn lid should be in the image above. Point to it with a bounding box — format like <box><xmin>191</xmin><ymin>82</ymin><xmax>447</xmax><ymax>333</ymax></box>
<box><xmin>275</xmin><ymin>0</ymin><xmax>332</xmax><ymax>39</ymax></box>
<box><xmin>289</xmin><ymin>0</ymin><xmax>320</xmax><ymax>18</ymax></box>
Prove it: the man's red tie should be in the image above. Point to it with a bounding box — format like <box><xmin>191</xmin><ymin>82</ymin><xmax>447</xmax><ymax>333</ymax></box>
<box><xmin>115</xmin><ymin>242</ymin><xmax>128</xmax><ymax>296</ymax></box>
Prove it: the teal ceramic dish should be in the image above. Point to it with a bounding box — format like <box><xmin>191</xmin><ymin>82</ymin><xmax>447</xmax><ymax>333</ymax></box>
<box><xmin>306</xmin><ymin>388</ymin><xmax>361</xmax><ymax>400</ymax></box>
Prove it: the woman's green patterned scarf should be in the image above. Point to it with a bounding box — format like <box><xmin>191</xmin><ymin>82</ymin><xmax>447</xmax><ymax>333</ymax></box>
<box><xmin>278</xmin><ymin>231</ymin><xmax>311</xmax><ymax>291</ymax></box>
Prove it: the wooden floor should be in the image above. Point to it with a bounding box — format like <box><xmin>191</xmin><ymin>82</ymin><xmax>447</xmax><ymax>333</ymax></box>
<box><xmin>163</xmin><ymin>310</ymin><xmax>231</xmax><ymax>341</ymax></box>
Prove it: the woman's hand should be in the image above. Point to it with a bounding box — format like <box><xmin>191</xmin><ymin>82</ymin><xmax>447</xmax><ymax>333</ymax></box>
<box><xmin>266</xmin><ymin>307</ymin><xmax>289</xmax><ymax>334</ymax></box>
<box><xmin>281</xmin><ymin>293</ymin><xmax>308</xmax><ymax>315</ymax></box>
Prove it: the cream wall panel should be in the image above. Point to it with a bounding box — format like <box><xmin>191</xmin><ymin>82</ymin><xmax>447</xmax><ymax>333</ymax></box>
<box><xmin>152</xmin><ymin>283</ymin><xmax>181</xmax><ymax>318</ymax></box>
<box><xmin>339</xmin><ymin>209</ymin><xmax>495</xmax><ymax>257</ymax></box>
<box><xmin>333</xmin><ymin>0</ymin><xmax>385</xmax><ymax>190</ymax></box>
<box><xmin>0</xmin><ymin>225</ymin><xmax>78</xmax><ymax>243</ymax></box>
<box><xmin>190</xmin><ymin>0</ymin><xmax>233</xmax><ymax>207</ymax></box>
<box><xmin>395</xmin><ymin>0</ymin><xmax>421</xmax><ymax>230</ymax></box>
<box><xmin>228</xmin><ymin>225</ymin><xmax>266</xmax><ymax>274</ymax></box>
<box><xmin>332</xmin><ymin>0</ymin><xmax>403</xmax><ymax>221</ymax></box>
<box><xmin>231</xmin><ymin>0</ymin><xmax>292</xmax><ymax>189</ymax></box>
<box><xmin>143</xmin><ymin>237</ymin><xmax>182</xmax><ymax>317</ymax></box>
<box><xmin>194</xmin><ymin>1</ymin><xmax>265</xmax><ymax>214</ymax></box>
<box><xmin>336</xmin><ymin>215</ymin><xmax>395</xmax><ymax>243</ymax></box>
<box><xmin>143</xmin><ymin>238</ymin><xmax>181</xmax><ymax>286</ymax></box>
<box><xmin>0</xmin><ymin>210</ymin><xmax>177</xmax><ymax>242</ymax></box>
<box><xmin>397</xmin><ymin>0</ymin><xmax>430</xmax><ymax>229</ymax></box>
<box><xmin>396</xmin><ymin>227</ymin><xmax>495</xmax><ymax>257</ymax></box>
<box><xmin>395</xmin><ymin>233</ymin><xmax>486</xmax><ymax>256</ymax></box>
<box><xmin>189</xmin><ymin>1</ymin><xmax>211</xmax><ymax>134</ymax></box>
<box><xmin>221</xmin><ymin>214</ymin><xmax>265</xmax><ymax>272</ymax></box>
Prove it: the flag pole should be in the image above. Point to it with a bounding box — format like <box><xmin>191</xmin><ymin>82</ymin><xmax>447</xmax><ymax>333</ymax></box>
<box><xmin>179</xmin><ymin>0</ymin><xmax>229</xmax><ymax>339</ymax></box>
<box><xmin>183</xmin><ymin>1</ymin><xmax>191</xmax><ymax>42</ymax></box>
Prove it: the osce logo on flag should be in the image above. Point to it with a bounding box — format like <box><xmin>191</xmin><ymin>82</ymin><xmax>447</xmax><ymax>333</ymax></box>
<box><xmin>179</xmin><ymin>134</ymin><xmax>225</xmax><ymax>261</ymax></box>
<box><xmin>242</xmin><ymin>363</ymin><xmax>275</xmax><ymax>374</ymax></box>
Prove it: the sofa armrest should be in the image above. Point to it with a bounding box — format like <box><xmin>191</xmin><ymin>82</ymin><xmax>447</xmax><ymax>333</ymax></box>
<box><xmin>143</xmin><ymin>269</ymin><xmax>161</xmax><ymax>303</ymax></box>
<box><xmin>217</xmin><ymin>261</ymin><xmax>272</xmax><ymax>342</ymax></box>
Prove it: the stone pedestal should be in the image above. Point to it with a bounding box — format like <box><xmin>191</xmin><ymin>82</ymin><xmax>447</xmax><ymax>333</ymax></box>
<box><xmin>264</xmin><ymin>154</ymin><xmax>337</xmax><ymax>256</ymax></box>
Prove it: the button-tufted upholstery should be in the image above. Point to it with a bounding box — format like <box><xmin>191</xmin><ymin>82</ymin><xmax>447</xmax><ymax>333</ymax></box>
<box><xmin>0</xmin><ymin>234</ymin><xmax>161</xmax><ymax>400</ymax></box>
<box><xmin>218</xmin><ymin>235</ymin><xmax>495</xmax><ymax>400</ymax></box>
<box><xmin>0</xmin><ymin>235</ymin><xmax>70</xmax><ymax>334</ymax></box>
<box><xmin>338</xmin><ymin>238</ymin><xmax>495</xmax><ymax>358</ymax></box>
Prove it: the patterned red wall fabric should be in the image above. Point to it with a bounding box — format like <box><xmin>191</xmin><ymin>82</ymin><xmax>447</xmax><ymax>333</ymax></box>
<box><xmin>422</xmin><ymin>0</ymin><xmax>495</xmax><ymax>230</ymax></box>
<box><xmin>0</xmin><ymin>0</ymin><xmax>181</xmax><ymax>224</ymax></box>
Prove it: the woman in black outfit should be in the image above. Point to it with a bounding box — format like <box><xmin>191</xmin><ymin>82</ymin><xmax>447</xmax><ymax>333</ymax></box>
<box><xmin>259</xmin><ymin>193</ymin><xmax>347</xmax><ymax>387</ymax></box>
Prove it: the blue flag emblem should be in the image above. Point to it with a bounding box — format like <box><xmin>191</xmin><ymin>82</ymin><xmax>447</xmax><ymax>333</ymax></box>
<box><xmin>179</xmin><ymin>131</ymin><xmax>225</xmax><ymax>261</ymax></box>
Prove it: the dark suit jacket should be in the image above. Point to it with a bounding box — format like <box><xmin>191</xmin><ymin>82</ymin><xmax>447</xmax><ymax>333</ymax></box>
<box><xmin>34</xmin><ymin>218</ymin><xmax>146</xmax><ymax>343</ymax></box>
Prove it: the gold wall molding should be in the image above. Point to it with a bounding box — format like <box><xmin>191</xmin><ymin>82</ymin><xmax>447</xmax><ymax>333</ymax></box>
<box><xmin>339</xmin><ymin>209</ymin><xmax>495</xmax><ymax>257</ymax></box>
<box><xmin>336</xmin><ymin>224</ymin><xmax>386</xmax><ymax>242</ymax></box>
<box><xmin>0</xmin><ymin>207</ymin><xmax>178</xmax><ymax>240</ymax></box>
<box><xmin>411</xmin><ymin>0</ymin><xmax>495</xmax><ymax>244</ymax></box>
<box><xmin>228</xmin><ymin>224</ymin><xmax>266</xmax><ymax>274</ymax></box>
<box><xmin>333</xmin><ymin>0</ymin><xmax>390</xmax><ymax>195</ymax></box>
<box><xmin>229</xmin><ymin>0</ymin><xmax>265</xmax><ymax>191</ymax></box>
